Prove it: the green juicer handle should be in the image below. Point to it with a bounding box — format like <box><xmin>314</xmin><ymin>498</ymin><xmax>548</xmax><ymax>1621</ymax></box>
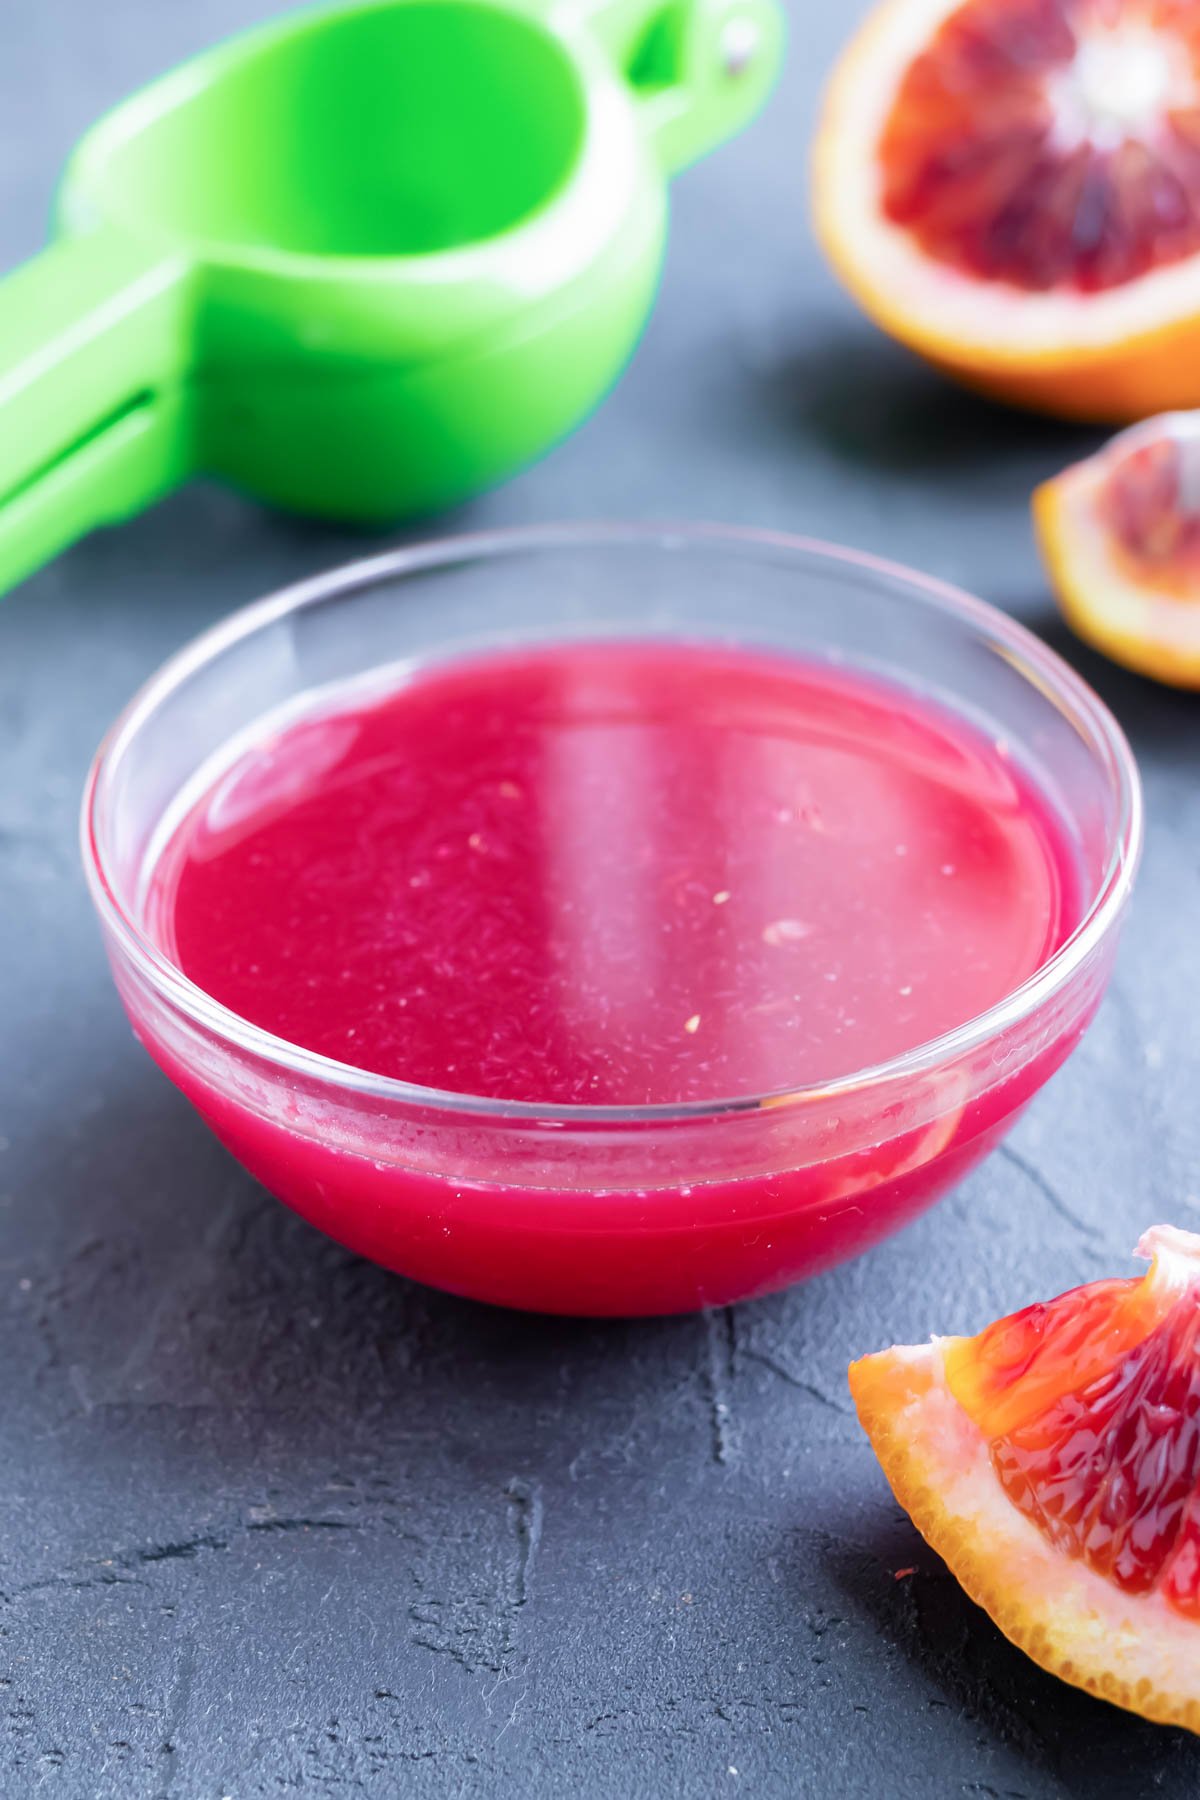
<box><xmin>0</xmin><ymin>232</ymin><xmax>193</xmax><ymax>594</ymax></box>
<box><xmin>582</xmin><ymin>0</ymin><xmax>784</xmax><ymax>174</ymax></box>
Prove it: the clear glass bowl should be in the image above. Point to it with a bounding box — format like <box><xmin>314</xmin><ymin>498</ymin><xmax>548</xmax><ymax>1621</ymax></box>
<box><xmin>82</xmin><ymin>524</ymin><xmax>1142</xmax><ymax>1316</ymax></box>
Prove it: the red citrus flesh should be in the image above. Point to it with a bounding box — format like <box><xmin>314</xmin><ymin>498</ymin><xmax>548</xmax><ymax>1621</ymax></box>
<box><xmin>943</xmin><ymin>1240</ymin><xmax>1200</xmax><ymax>1617</ymax></box>
<box><xmin>879</xmin><ymin>0</ymin><xmax>1200</xmax><ymax>293</ymax></box>
<box><xmin>1103</xmin><ymin>426</ymin><xmax>1200</xmax><ymax>588</ymax></box>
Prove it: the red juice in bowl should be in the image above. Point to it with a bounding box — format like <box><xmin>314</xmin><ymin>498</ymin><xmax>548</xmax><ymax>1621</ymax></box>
<box><xmin>132</xmin><ymin>638</ymin><xmax>1088</xmax><ymax>1313</ymax></box>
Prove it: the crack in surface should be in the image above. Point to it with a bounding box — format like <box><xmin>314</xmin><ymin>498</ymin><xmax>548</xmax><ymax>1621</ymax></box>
<box><xmin>0</xmin><ymin>1515</ymin><xmax>361</xmax><ymax>1610</ymax></box>
<box><xmin>503</xmin><ymin>1480</ymin><xmax>542</xmax><ymax>1613</ymax></box>
<box><xmin>501</xmin><ymin>1478</ymin><xmax>543</xmax><ymax>1675</ymax></box>
<box><xmin>702</xmin><ymin>1306</ymin><xmax>739</xmax><ymax>1466</ymax></box>
<box><xmin>741</xmin><ymin>1347</ymin><xmax>852</xmax><ymax>1415</ymax></box>
<box><xmin>404</xmin><ymin>1481</ymin><xmax>544</xmax><ymax>1681</ymax></box>
<box><xmin>246</xmin><ymin>1517</ymin><xmax>356</xmax><ymax>1536</ymax></box>
<box><xmin>136</xmin><ymin>1534</ymin><xmax>231</xmax><ymax>1565</ymax></box>
<box><xmin>0</xmin><ymin>1570</ymin><xmax>149</xmax><ymax>1605</ymax></box>
<box><xmin>997</xmin><ymin>1143</ymin><xmax>1103</xmax><ymax>1245</ymax></box>
<box><xmin>407</xmin><ymin>1608</ymin><xmax>503</xmax><ymax>1677</ymax></box>
<box><xmin>158</xmin><ymin>1636</ymin><xmax>195</xmax><ymax>1759</ymax></box>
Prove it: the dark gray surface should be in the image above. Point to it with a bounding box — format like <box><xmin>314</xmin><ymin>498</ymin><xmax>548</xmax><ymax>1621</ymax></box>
<box><xmin>2</xmin><ymin>2</ymin><xmax>1200</xmax><ymax>1795</ymax></box>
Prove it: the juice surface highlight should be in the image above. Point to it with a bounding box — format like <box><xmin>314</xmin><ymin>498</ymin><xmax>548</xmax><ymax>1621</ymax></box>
<box><xmin>147</xmin><ymin>640</ymin><xmax>1081</xmax><ymax>1106</ymax></box>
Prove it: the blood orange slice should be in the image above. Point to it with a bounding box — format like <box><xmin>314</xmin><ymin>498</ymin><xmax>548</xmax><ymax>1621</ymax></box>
<box><xmin>814</xmin><ymin>0</ymin><xmax>1200</xmax><ymax>420</ymax></box>
<box><xmin>850</xmin><ymin>1226</ymin><xmax>1200</xmax><ymax>1729</ymax></box>
<box><xmin>1035</xmin><ymin>410</ymin><xmax>1200</xmax><ymax>685</ymax></box>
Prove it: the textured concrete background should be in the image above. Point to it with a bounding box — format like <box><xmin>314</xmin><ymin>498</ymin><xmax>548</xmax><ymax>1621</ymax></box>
<box><xmin>2</xmin><ymin>1</ymin><xmax>1200</xmax><ymax>1794</ymax></box>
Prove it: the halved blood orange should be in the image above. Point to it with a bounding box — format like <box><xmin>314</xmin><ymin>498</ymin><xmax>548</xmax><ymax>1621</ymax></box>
<box><xmin>1035</xmin><ymin>410</ymin><xmax>1200</xmax><ymax>685</ymax></box>
<box><xmin>850</xmin><ymin>1226</ymin><xmax>1200</xmax><ymax>1730</ymax></box>
<box><xmin>814</xmin><ymin>0</ymin><xmax>1200</xmax><ymax>420</ymax></box>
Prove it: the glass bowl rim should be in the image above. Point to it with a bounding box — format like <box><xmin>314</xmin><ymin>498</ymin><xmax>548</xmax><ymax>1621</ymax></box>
<box><xmin>81</xmin><ymin>519</ymin><xmax>1144</xmax><ymax>1124</ymax></box>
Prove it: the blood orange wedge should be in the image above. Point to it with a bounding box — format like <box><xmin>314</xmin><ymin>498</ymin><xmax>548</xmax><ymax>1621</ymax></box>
<box><xmin>850</xmin><ymin>1226</ymin><xmax>1200</xmax><ymax>1730</ymax></box>
<box><xmin>1035</xmin><ymin>410</ymin><xmax>1200</xmax><ymax>685</ymax></box>
<box><xmin>814</xmin><ymin>0</ymin><xmax>1200</xmax><ymax>421</ymax></box>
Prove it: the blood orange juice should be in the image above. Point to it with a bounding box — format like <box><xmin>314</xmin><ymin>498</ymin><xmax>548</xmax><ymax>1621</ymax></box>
<box><xmin>130</xmin><ymin>636</ymin><xmax>1090</xmax><ymax>1311</ymax></box>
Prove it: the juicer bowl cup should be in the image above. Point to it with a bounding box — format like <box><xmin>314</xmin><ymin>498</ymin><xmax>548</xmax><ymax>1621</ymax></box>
<box><xmin>45</xmin><ymin>0</ymin><xmax>784</xmax><ymax>534</ymax></box>
<box><xmin>82</xmin><ymin>524</ymin><xmax>1142</xmax><ymax>1316</ymax></box>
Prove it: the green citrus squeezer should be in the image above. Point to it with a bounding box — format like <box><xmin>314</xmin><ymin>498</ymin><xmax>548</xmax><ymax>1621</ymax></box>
<box><xmin>0</xmin><ymin>0</ymin><xmax>782</xmax><ymax>594</ymax></box>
